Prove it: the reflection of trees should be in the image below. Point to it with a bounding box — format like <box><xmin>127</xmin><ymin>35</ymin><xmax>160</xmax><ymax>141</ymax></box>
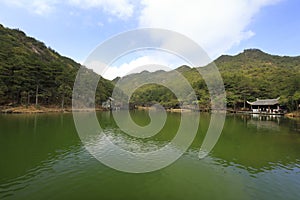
<box><xmin>192</xmin><ymin>114</ymin><xmax>300</xmax><ymax>174</ymax></box>
<box><xmin>0</xmin><ymin>114</ymin><xmax>80</xmax><ymax>182</ymax></box>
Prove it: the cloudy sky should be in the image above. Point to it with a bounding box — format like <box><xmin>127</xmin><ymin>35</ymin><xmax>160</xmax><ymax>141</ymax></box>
<box><xmin>0</xmin><ymin>0</ymin><xmax>299</xmax><ymax>79</ymax></box>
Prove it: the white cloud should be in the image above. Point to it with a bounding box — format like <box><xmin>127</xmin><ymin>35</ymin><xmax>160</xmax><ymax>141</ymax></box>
<box><xmin>2</xmin><ymin>0</ymin><xmax>134</xmax><ymax>19</ymax></box>
<box><xmin>67</xmin><ymin>0</ymin><xmax>134</xmax><ymax>19</ymax></box>
<box><xmin>138</xmin><ymin>0</ymin><xmax>281</xmax><ymax>58</ymax></box>
<box><xmin>31</xmin><ymin>0</ymin><xmax>54</xmax><ymax>15</ymax></box>
<box><xmin>2</xmin><ymin>0</ymin><xmax>56</xmax><ymax>15</ymax></box>
<box><xmin>102</xmin><ymin>56</ymin><xmax>164</xmax><ymax>80</ymax></box>
<box><xmin>101</xmin><ymin>51</ymin><xmax>188</xmax><ymax>80</ymax></box>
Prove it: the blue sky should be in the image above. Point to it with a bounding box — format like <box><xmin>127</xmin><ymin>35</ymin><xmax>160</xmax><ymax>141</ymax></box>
<box><xmin>228</xmin><ymin>0</ymin><xmax>300</xmax><ymax>56</ymax></box>
<box><xmin>0</xmin><ymin>0</ymin><xmax>299</xmax><ymax>79</ymax></box>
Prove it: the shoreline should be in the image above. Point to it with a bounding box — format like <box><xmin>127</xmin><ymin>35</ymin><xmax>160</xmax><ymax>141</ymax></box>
<box><xmin>1</xmin><ymin>105</ymin><xmax>300</xmax><ymax>118</ymax></box>
<box><xmin>0</xmin><ymin>105</ymin><xmax>104</xmax><ymax>114</ymax></box>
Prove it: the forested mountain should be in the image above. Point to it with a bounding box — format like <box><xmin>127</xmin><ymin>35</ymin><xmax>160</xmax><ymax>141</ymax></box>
<box><xmin>119</xmin><ymin>49</ymin><xmax>300</xmax><ymax>111</ymax></box>
<box><xmin>0</xmin><ymin>24</ymin><xmax>113</xmax><ymax>108</ymax></box>
<box><xmin>0</xmin><ymin>24</ymin><xmax>299</xmax><ymax>111</ymax></box>
<box><xmin>216</xmin><ymin>49</ymin><xmax>300</xmax><ymax>110</ymax></box>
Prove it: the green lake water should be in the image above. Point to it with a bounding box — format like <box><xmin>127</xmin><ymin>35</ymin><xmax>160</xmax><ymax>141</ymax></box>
<box><xmin>0</xmin><ymin>111</ymin><xmax>300</xmax><ymax>200</ymax></box>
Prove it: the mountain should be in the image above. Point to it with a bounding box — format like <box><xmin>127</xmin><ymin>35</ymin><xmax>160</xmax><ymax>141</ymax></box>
<box><xmin>215</xmin><ymin>49</ymin><xmax>300</xmax><ymax>110</ymax></box>
<box><xmin>0</xmin><ymin>24</ymin><xmax>113</xmax><ymax>108</ymax></box>
<box><xmin>0</xmin><ymin>23</ymin><xmax>299</xmax><ymax>111</ymax></box>
<box><xmin>118</xmin><ymin>49</ymin><xmax>300</xmax><ymax>111</ymax></box>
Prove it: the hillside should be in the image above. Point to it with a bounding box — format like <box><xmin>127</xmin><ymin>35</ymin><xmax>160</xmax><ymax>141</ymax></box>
<box><xmin>216</xmin><ymin>49</ymin><xmax>300</xmax><ymax>110</ymax></box>
<box><xmin>0</xmin><ymin>23</ymin><xmax>299</xmax><ymax>112</ymax></box>
<box><xmin>0</xmin><ymin>24</ymin><xmax>113</xmax><ymax>108</ymax></box>
<box><xmin>117</xmin><ymin>49</ymin><xmax>300</xmax><ymax>111</ymax></box>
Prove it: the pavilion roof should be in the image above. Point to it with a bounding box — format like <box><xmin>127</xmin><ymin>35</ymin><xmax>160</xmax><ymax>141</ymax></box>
<box><xmin>247</xmin><ymin>97</ymin><xmax>280</xmax><ymax>106</ymax></box>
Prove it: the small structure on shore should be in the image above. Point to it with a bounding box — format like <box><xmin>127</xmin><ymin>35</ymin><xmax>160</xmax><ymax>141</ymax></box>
<box><xmin>102</xmin><ymin>97</ymin><xmax>116</xmax><ymax>110</ymax></box>
<box><xmin>102</xmin><ymin>97</ymin><xmax>124</xmax><ymax>110</ymax></box>
<box><xmin>247</xmin><ymin>97</ymin><xmax>283</xmax><ymax>114</ymax></box>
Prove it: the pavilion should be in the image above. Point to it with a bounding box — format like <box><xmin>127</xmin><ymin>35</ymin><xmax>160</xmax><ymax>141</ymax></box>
<box><xmin>247</xmin><ymin>97</ymin><xmax>282</xmax><ymax>114</ymax></box>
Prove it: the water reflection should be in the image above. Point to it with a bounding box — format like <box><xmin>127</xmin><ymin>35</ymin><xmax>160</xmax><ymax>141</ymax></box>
<box><xmin>0</xmin><ymin>112</ymin><xmax>300</xmax><ymax>200</ymax></box>
<box><xmin>209</xmin><ymin>114</ymin><xmax>300</xmax><ymax>175</ymax></box>
<box><xmin>247</xmin><ymin>114</ymin><xmax>281</xmax><ymax>131</ymax></box>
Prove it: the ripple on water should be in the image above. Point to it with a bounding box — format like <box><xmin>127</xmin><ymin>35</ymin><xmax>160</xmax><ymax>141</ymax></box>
<box><xmin>0</xmin><ymin>144</ymin><xmax>92</xmax><ymax>199</ymax></box>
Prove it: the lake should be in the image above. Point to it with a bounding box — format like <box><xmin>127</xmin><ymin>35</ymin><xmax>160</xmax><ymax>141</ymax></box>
<box><xmin>1</xmin><ymin>111</ymin><xmax>300</xmax><ymax>200</ymax></box>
